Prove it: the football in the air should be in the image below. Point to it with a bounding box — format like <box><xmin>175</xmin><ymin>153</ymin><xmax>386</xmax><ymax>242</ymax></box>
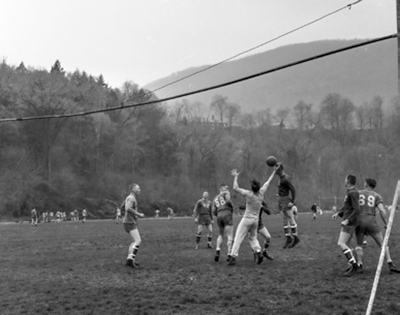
<box><xmin>266</xmin><ymin>156</ymin><xmax>277</xmax><ymax>167</ymax></box>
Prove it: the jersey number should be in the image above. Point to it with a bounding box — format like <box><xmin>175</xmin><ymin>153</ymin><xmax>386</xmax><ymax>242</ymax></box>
<box><xmin>359</xmin><ymin>194</ymin><xmax>375</xmax><ymax>207</ymax></box>
<box><xmin>214</xmin><ymin>197</ymin><xmax>226</xmax><ymax>207</ymax></box>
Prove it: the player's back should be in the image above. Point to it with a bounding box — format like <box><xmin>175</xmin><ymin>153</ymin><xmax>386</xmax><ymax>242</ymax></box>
<box><xmin>213</xmin><ymin>192</ymin><xmax>232</xmax><ymax>214</ymax></box>
<box><xmin>358</xmin><ymin>189</ymin><xmax>382</xmax><ymax>216</ymax></box>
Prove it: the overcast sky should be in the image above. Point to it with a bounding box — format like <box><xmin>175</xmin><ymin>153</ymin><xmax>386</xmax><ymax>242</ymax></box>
<box><xmin>1</xmin><ymin>0</ymin><xmax>396</xmax><ymax>89</ymax></box>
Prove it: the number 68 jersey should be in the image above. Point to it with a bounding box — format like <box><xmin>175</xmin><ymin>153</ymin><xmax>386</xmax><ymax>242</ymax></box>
<box><xmin>358</xmin><ymin>189</ymin><xmax>383</xmax><ymax>216</ymax></box>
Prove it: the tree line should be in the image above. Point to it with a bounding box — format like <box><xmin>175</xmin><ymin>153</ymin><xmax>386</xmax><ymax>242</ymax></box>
<box><xmin>0</xmin><ymin>59</ymin><xmax>399</xmax><ymax>219</ymax></box>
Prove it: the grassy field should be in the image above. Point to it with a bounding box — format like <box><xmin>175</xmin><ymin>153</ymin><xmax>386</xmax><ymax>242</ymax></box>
<box><xmin>1</xmin><ymin>212</ymin><xmax>400</xmax><ymax>315</ymax></box>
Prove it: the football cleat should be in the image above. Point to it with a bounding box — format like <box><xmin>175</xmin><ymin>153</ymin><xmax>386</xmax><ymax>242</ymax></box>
<box><xmin>388</xmin><ymin>262</ymin><xmax>400</xmax><ymax>273</ymax></box>
<box><xmin>207</xmin><ymin>243</ymin><xmax>213</xmax><ymax>249</ymax></box>
<box><xmin>227</xmin><ymin>256</ymin><xmax>236</xmax><ymax>266</ymax></box>
<box><xmin>288</xmin><ymin>236</ymin><xmax>300</xmax><ymax>249</ymax></box>
<box><xmin>226</xmin><ymin>255</ymin><xmax>232</xmax><ymax>262</ymax></box>
<box><xmin>195</xmin><ymin>244</ymin><xmax>199</xmax><ymax>250</ymax></box>
<box><xmin>214</xmin><ymin>251</ymin><xmax>220</xmax><ymax>262</ymax></box>
<box><xmin>344</xmin><ymin>263</ymin><xmax>358</xmax><ymax>277</ymax></box>
<box><xmin>256</xmin><ymin>251</ymin><xmax>263</xmax><ymax>265</ymax></box>
<box><xmin>126</xmin><ymin>259</ymin><xmax>133</xmax><ymax>267</ymax></box>
<box><xmin>283</xmin><ymin>236</ymin><xmax>292</xmax><ymax>249</ymax></box>
<box><xmin>263</xmin><ymin>250</ymin><xmax>274</xmax><ymax>260</ymax></box>
<box><xmin>356</xmin><ymin>264</ymin><xmax>364</xmax><ymax>274</ymax></box>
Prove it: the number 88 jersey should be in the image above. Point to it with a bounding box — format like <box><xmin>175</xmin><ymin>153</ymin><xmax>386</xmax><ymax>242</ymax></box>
<box><xmin>358</xmin><ymin>189</ymin><xmax>383</xmax><ymax>216</ymax></box>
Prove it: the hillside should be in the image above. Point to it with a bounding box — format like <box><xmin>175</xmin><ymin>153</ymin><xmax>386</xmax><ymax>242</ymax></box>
<box><xmin>145</xmin><ymin>39</ymin><xmax>398</xmax><ymax>112</ymax></box>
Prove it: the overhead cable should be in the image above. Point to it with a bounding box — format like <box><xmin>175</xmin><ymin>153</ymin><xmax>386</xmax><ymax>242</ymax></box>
<box><xmin>135</xmin><ymin>0</ymin><xmax>364</xmax><ymax>99</ymax></box>
<box><xmin>2</xmin><ymin>33</ymin><xmax>395</xmax><ymax>123</ymax></box>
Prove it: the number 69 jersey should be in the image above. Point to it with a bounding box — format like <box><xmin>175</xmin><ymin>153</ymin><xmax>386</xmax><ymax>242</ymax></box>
<box><xmin>212</xmin><ymin>191</ymin><xmax>233</xmax><ymax>217</ymax></box>
<box><xmin>358</xmin><ymin>189</ymin><xmax>383</xmax><ymax>216</ymax></box>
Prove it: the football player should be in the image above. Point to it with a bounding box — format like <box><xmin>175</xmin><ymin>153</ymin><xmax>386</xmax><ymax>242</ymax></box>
<box><xmin>193</xmin><ymin>192</ymin><xmax>213</xmax><ymax>249</ymax></box>
<box><xmin>212</xmin><ymin>184</ymin><xmax>234</xmax><ymax>262</ymax></box>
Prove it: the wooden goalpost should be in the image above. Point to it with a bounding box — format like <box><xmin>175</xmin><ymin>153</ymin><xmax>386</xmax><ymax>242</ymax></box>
<box><xmin>365</xmin><ymin>180</ymin><xmax>400</xmax><ymax>315</ymax></box>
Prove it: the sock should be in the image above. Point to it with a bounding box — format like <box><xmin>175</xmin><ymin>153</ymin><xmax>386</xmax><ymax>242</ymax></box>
<box><xmin>355</xmin><ymin>246</ymin><xmax>363</xmax><ymax>266</ymax></box>
<box><xmin>196</xmin><ymin>232</ymin><xmax>201</xmax><ymax>244</ymax></box>
<box><xmin>343</xmin><ymin>248</ymin><xmax>356</xmax><ymax>264</ymax></box>
<box><xmin>283</xmin><ymin>226</ymin><xmax>290</xmax><ymax>237</ymax></box>
<box><xmin>290</xmin><ymin>224</ymin><xmax>298</xmax><ymax>236</ymax></box>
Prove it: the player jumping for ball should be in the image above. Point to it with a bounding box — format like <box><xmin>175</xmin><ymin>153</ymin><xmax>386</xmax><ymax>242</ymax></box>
<box><xmin>212</xmin><ymin>184</ymin><xmax>234</xmax><ymax>262</ymax></box>
<box><xmin>228</xmin><ymin>168</ymin><xmax>276</xmax><ymax>266</ymax></box>
<box><xmin>275</xmin><ymin>163</ymin><xmax>300</xmax><ymax>249</ymax></box>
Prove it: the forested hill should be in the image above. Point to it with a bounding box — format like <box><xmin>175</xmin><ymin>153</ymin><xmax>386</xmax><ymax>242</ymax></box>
<box><xmin>145</xmin><ymin>39</ymin><xmax>397</xmax><ymax>111</ymax></box>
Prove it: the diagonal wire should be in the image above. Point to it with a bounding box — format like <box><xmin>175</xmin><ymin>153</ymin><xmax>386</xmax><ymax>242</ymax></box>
<box><xmin>2</xmin><ymin>33</ymin><xmax>395</xmax><ymax>123</ymax></box>
<box><xmin>134</xmin><ymin>0</ymin><xmax>364</xmax><ymax>99</ymax></box>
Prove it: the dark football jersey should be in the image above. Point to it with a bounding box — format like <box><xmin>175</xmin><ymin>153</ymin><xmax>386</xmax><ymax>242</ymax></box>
<box><xmin>358</xmin><ymin>189</ymin><xmax>383</xmax><ymax>216</ymax></box>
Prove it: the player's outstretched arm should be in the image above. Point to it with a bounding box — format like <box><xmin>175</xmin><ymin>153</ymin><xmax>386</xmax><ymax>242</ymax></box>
<box><xmin>260</xmin><ymin>168</ymin><xmax>277</xmax><ymax>194</ymax></box>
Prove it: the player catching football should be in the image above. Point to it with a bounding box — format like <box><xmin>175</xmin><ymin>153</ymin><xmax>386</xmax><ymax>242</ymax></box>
<box><xmin>228</xmin><ymin>167</ymin><xmax>276</xmax><ymax>266</ymax></box>
<box><xmin>274</xmin><ymin>163</ymin><xmax>300</xmax><ymax>249</ymax></box>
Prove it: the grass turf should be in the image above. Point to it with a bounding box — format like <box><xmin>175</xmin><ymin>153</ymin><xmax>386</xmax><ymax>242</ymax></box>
<box><xmin>1</xmin><ymin>212</ymin><xmax>400</xmax><ymax>315</ymax></box>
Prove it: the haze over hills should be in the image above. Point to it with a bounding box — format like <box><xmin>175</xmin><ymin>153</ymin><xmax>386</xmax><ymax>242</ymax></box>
<box><xmin>145</xmin><ymin>39</ymin><xmax>398</xmax><ymax>113</ymax></box>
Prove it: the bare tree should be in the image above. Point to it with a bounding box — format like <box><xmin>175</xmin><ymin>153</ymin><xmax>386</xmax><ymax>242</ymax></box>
<box><xmin>275</xmin><ymin>107</ymin><xmax>290</xmax><ymax>129</ymax></box>
<box><xmin>293</xmin><ymin>101</ymin><xmax>312</xmax><ymax>131</ymax></box>
<box><xmin>320</xmin><ymin>93</ymin><xmax>355</xmax><ymax>144</ymax></box>
<box><xmin>225</xmin><ymin>102</ymin><xmax>241</xmax><ymax>128</ymax></box>
<box><xmin>210</xmin><ymin>94</ymin><xmax>228</xmax><ymax>123</ymax></box>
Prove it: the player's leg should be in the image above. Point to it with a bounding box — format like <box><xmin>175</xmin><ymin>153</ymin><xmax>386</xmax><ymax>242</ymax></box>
<box><xmin>281</xmin><ymin>211</ymin><xmax>292</xmax><ymax>249</ymax></box>
<box><xmin>338</xmin><ymin>227</ymin><xmax>357</xmax><ymax>276</ymax></box>
<box><xmin>206</xmin><ymin>223</ymin><xmax>213</xmax><ymax>248</ymax></box>
<box><xmin>248</xmin><ymin>219</ymin><xmax>263</xmax><ymax>264</ymax></box>
<box><xmin>370</xmin><ymin>231</ymin><xmax>400</xmax><ymax>273</ymax></box>
<box><xmin>127</xmin><ymin>228</ymin><xmax>141</xmax><ymax>267</ymax></box>
<box><xmin>195</xmin><ymin>224</ymin><xmax>203</xmax><ymax>249</ymax></box>
<box><xmin>228</xmin><ymin>219</ymin><xmax>249</xmax><ymax>265</ymax></box>
<box><xmin>215</xmin><ymin>219</ymin><xmax>224</xmax><ymax>262</ymax></box>
<box><xmin>225</xmin><ymin>225</ymin><xmax>234</xmax><ymax>259</ymax></box>
<box><xmin>287</xmin><ymin>210</ymin><xmax>300</xmax><ymax>248</ymax></box>
<box><xmin>354</xmin><ymin>227</ymin><xmax>365</xmax><ymax>273</ymax></box>
<box><xmin>258</xmin><ymin>227</ymin><xmax>273</xmax><ymax>260</ymax></box>
<box><xmin>278</xmin><ymin>198</ymin><xmax>291</xmax><ymax>248</ymax></box>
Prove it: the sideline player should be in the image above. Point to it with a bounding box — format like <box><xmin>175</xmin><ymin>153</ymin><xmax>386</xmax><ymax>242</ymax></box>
<box><xmin>354</xmin><ymin>178</ymin><xmax>400</xmax><ymax>273</ymax></box>
<box><xmin>275</xmin><ymin>163</ymin><xmax>300</xmax><ymax>249</ymax></box>
<box><xmin>82</xmin><ymin>209</ymin><xmax>87</xmax><ymax>223</ymax></box>
<box><xmin>332</xmin><ymin>174</ymin><xmax>360</xmax><ymax>277</ymax></box>
<box><xmin>116</xmin><ymin>207</ymin><xmax>122</xmax><ymax>223</ymax></box>
<box><xmin>155</xmin><ymin>209</ymin><xmax>160</xmax><ymax>219</ymax></box>
<box><xmin>257</xmin><ymin>201</ymin><xmax>274</xmax><ymax>260</ymax></box>
<box><xmin>31</xmin><ymin>208</ymin><xmax>38</xmax><ymax>226</ymax></box>
<box><xmin>228</xmin><ymin>167</ymin><xmax>276</xmax><ymax>266</ymax></box>
<box><xmin>311</xmin><ymin>203</ymin><xmax>317</xmax><ymax>220</ymax></box>
<box><xmin>193</xmin><ymin>192</ymin><xmax>213</xmax><ymax>249</ymax></box>
<box><xmin>123</xmin><ymin>183</ymin><xmax>145</xmax><ymax>268</ymax></box>
<box><xmin>167</xmin><ymin>207</ymin><xmax>174</xmax><ymax>219</ymax></box>
<box><xmin>212</xmin><ymin>184</ymin><xmax>234</xmax><ymax>262</ymax></box>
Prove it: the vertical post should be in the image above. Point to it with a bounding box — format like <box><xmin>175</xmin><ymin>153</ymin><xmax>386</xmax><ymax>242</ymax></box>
<box><xmin>398</xmin><ymin>0</ymin><xmax>400</xmax><ymax>95</ymax></box>
<box><xmin>365</xmin><ymin>180</ymin><xmax>400</xmax><ymax>315</ymax></box>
